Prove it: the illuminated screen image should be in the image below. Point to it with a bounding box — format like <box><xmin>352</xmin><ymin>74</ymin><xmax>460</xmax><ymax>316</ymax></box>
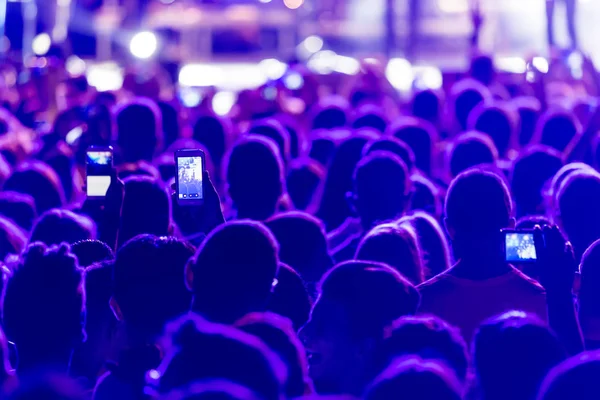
<box><xmin>87</xmin><ymin>151</ymin><xmax>112</xmax><ymax>166</ymax></box>
<box><xmin>505</xmin><ymin>233</ymin><xmax>537</xmax><ymax>262</ymax></box>
<box><xmin>177</xmin><ymin>156</ymin><xmax>204</xmax><ymax>200</ymax></box>
<box><xmin>86</xmin><ymin>150</ymin><xmax>113</xmax><ymax>197</ymax></box>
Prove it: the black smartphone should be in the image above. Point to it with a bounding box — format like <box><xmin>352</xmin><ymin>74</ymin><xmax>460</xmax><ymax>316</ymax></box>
<box><xmin>503</xmin><ymin>230</ymin><xmax>537</xmax><ymax>263</ymax></box>
<box><xmin>175</xmin><ymin>149</ymin><xmax>205</xmax><ymax>205</ymax></box>
<box><xmin>86</xmin><ymin>146</ymin><xmax>113</xmax><ymax>198</ymax></box>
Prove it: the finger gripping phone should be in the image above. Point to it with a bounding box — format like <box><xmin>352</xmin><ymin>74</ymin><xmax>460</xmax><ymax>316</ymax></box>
<box><xmin>503</xmin><ymin>230</ymin><xmax>537</xmax><ymax>263</ymax></box>
<box><xmin>86</xmin><ymin>146</ymin><xmax>113</xmax><ymax>198</ymax></box>
<box><xmin>175</xmin><ymin>149</ymin><xmax>205</xmax><ymax>205</ymax></box>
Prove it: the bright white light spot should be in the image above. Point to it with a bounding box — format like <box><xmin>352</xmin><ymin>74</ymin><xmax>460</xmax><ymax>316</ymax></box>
<box><xmin>213</xmin><ymin>91</ymin><xmax>236</xmax><ymax>116</ymax></box>
<box><xmin>437</xmin><ymin>0</ymin><xmax>469</xmax><ymax>13</ymax></box>
<box><xmin>495</xmin><ymin>57</ymin><xmax>527</xmax><ymax>74</ymax></box>
<box><xmin>283</xmin><ymin>0</ymin><xmax>303</xmax><ymax>9</ymax></box>
<box><xmin>179</xmin><ymin>87</ymin><xmax>202</xmax><ymax>108</ymax></box>
<box><xmin>284</xmin><ymin>72</ymin><xmax>304</xmax><ymax>90</ymax></box>
<box><xmin>414</xmin><ymin>66</ymin><xmax>443</xmax><ymax>90</ymax></box>
<box><xmin>386</xmin><ymin>58</ymin><xmax>414</xmax><ymax>91</ymax></box>
<box><xmin>179</xmin><ymin>63</ymin><xmax>268</xmax><ymax>90</ymax></box>
<box><xmin>303</xmin><ymin>36</ymin><xmax>323</xmax><ymax>54</ymax></box>
<box><xmin>148</xmin><ymin>369</ymin><xmax>160</xmax><ymax>380</ymax></box>
<box><xmin>259</xmin><ymin>0</ymin><xmax>272</xmax><ymax>3</ymax></box>
<box><xmin>259</xmin><ymin>58</ymin><xmax>288</xmax><ymax>80</ymax></box>
<box><xmin>532</xmin><ymin>57</ymin><xmax>549</xmax><ymax>74</ymax></box>
<box><xmin>66</xmin><ymin>56</ymin><xmax>86</xmax><ymax>76</ymax></box>
<box><xmin>129</xmin><ymin>32</ymin><xmax>157</xmax><ymax>60</ymax></box>
<box><xmin>179</xmin><ymin>64</ymin><xmax>224</xmax><ymax>87</ymax></box>
<box><xmin>159</xmin><ymin>0</ymin><xmax>175</xmax><ymax>4</ymax></box>
<box><xmin>307</xmin><ymin>50</ymin><xmax>337</xmax><ymax>75</ymax></box>
<box><xmin>86</xmin><ymin>63</ymin><xmax>124</xmax><ymax>92</ymax></box>
<box><xmin>334</xmin><ymin>55</ymin><xmax>360</xmax><ymax>75</ymax></box>
<box><xmin>568</xmin><ymin>52</ymin><xmax>583</xmax><ymax>79</ymax></box>
<box><xmin>32</xmin><ymin>33</ymin><xmax>51</xmax><ymax>56</ymax></box>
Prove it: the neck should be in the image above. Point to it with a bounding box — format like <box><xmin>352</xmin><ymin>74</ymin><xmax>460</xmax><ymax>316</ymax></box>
<box><xmin>450</xmin><ymin>239</ymin><xmax>511</xmax><ymax>280</ymax></box>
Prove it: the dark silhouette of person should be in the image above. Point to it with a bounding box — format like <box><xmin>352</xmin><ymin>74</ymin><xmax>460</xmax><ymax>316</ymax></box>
<box><xmin>115</xmin><ymin>99</ymin><xmax>163</xmax><ymax>164</ymax></box>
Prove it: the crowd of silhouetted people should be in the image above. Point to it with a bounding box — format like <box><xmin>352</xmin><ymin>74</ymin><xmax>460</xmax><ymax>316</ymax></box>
<box><xmin>1</xmin><ymin>50</ymin><xmax>600</xmax><ymax>400</ymax></box>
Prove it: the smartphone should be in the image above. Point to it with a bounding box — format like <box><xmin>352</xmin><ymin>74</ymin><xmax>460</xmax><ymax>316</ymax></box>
<box><xmin>86</xmin><ymin>146</ymin><xmax>113</xmax><ymax>198</ymax></box>
<box><xmin>503</xmin><ymin>230</ymin><xmax>537</xmax><ymax>263</ymax></box>
<box><xmin>175</xmin><ymin>149</ymin><xmax>205</xmax><ymax>205</ymax></box>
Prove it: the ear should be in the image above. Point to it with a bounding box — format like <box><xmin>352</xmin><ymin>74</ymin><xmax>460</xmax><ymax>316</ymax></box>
<box><xmin>444</xmin><ymin>217</ymin><xmax>455</xmax><ymax>239</ymax></box>
<box><xmin>508</xmin><ymin>217</ymin><xmax>516</xmax><ymax>229</ymax></box>
<box><xmin>184</xmin><ymin>261</ymin><xmax>194</xmax><ymax>292</ymax></box>
<box><xmin>109</xmin><ymin>297</ymin><xmax>124</xmax><ymax>322</ymax></box>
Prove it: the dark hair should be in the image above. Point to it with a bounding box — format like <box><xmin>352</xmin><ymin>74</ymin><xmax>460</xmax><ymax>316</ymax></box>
<box><xmin>158</xmin><ymin>101</ymin><xmax>180</xmax><ymax>149</ymax></box>
<box><xmin>352</xmin><ymin>105</ymin><xmax>388</xmax><ymax>133</ymax></box>
<box><xmin>193</xmin><ymin>115</ymin><xmax>228</xmax><ymax>170</ymax></box>
<box><xmin>514</xmin><ymin>96</ymin><xmax>541</xmax><ymax>147</ymax></box>
<box><xmin>309</xmin><ymin>134</ymin><xmax>337</xmax><ymax>166</ymax></box>
<box><xmin>152</xmin><ymin>313</ymin><xmax>286</xmax><ymax>399</ymax></box>
<box><xmin>474</xmin><ymin>311</ymin><xmax>567</xmax><ymax>400</ymax></box>
<box><xmin>115</xmin><ymin>99</ymin><xmax>162</xmax><ymax>163</ymax></box>
<box><xmin>449</xmin><ymin>131</ymin><xmax>499</xmax><ymax>178</ymax></box>
<box><xmin>311</xmin><ymin>97</ymin><xmax>349</xmax><ymax>130</ymax></box>
<box><xmin>0</xmin><ymin>216</ymin><xmax>26</xmax><ymax>261</ymax></box>
<box><xmin>267</xmin><ymin>263</ymin><xmax>312</xmax><ymax>331</ymax></box>
<box><xmin>3</xmin><ymin>161</ymin><xmax>65</xmax><ymax>214</ymax></box>
<box><xmin>366</xmin><ymin>356</ymin><xmax>462</xmax><ymax>400</ymax></box>
<box><xmin>29</xmin><ymin>209</ymin><xmax>96</xmax><ymax>246</ymax></box>
<box><xmin>189</xmin><ymin>221</ymin><xmax>280</xmax><ymax>324</ymax></box>
<box><xmin>70</xmin><ymin>239</ymin><xmax>114</xmax><ymax>268</ymax></box>
<box><xmin>534</xmin><ymin>109</ymin><xmax>581</xmax><ymax>152</ymax></box>
<box><xmin>286</xmin><ymin>159</ymin><xmax>325</xmax><ymax>212</ymax></box>
<box><xmin>0</xmin><ymin>191</ymin><xmax>37</xmax><ymax>231</ymax></box>
<box><xmin>470</xmin><ymin>54</ymin><xmax>496</xmax><ymax>86</ymax></box>
<box><xmin>356</xmin><ymin>223</ymin><xmax>424</xmax><ymax>285</ymax></box>
<box><xmin>249</xmin><ymin>120</ymin><xmax>291</xmax><ymax>162</ymax></box>
<box><xmin>450</xmin><ymin>79</ymin><xmax>491</xmax><ymax>131</ymax></box>
<box><xmin>236</xmin><ymin>312</ymin><xmax>310</xmax><ymax>398</ymax></box>
<box><xmin>537</xmin><ymin>350</ymin><xmax>600</xmax><ymax>400</ymax></box>
<box><xmin>389</xmin><ymin>117</ymin><xmax>437</xmax><ymax>174</ymax></box>
<box><xmin>468</xmin><ymin>104</ymin><xmax>516</xmax><ymax>158</ymax></box>
<box><xmin>225</xmin><ymin>136</ymin><xmax>284</xmax><ymax>221</ymax></box>
<box><xmin>113</xmin><ymin>235</ymin><xmax>194</xmax><ymax>337</ymax></box>
<box><xmin>410</xmin><ymin>174</ymin><xmax>442</xmax><ymax>217</ymax></box>
<box><xmin>411</xmin><ymin>89</ymin><xmax>442</xmax><ymax>125</ymax></box>
<box><xmin>578</xmin><ymin>239</ymin><xmax>600</xmax><ymax>320</ymax></box>
<box><xmin>364</xmin><ymin>137</ymin><xmax>416</xmax><ymax>172</ymax></box>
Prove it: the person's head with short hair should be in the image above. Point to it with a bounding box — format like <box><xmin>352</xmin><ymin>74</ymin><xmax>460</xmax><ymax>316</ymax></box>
<box><xmin>516</xmin><ymin>215</ymin><xmax>552</xmax><ymax>230</ymax></box>
<box><xmin>112</xmin><ymin>235</ymin><xmax>194</xmax><ymax>342</ymax></box>
<box><xmin>309</xmin><ymin>134</ymin><xmax>337</xmax><ymax>166</ymax></box>
<box><xmin>389</xmin><ymin>117</ymin><xmax>437</xmax><ymax>174</ymax></box>
<box><xmin>449</xmin><ymin>131</ymin><xmax>499</xmax><ymax>178</ymax></box>
<box><xmin>29</xmin><ymin>209</ymin><xmax>96</xmax><ymax>246</ymax></box>
<box><xmin>317</xmin><ymin>132</ymin><xmax>377</xmax><ymax>231</ymax></box>
<box><xmin>470</xmin><ymin>54</ymin><xmax>496</xmax><ymax>86</ymax></box>
<box><xmin>356</xmin><ymin>223</ymin><xmax>424</xmax><ymax>285</ymax></box>
<box><xmin>352</xmin><ymin>152</ymin><xmax>411</xmax><ymax>230</ymax></box>
<box><xmin>236</xmin><ymin>312</ymin><xmax>312</xmax><ymax>398</ymax></box>
<box><xmin>3</xmin><ymin>161</ymin><xmax>65</xmax><ymax>215</ymax></box>
<box><xmin>400</xmin><ymin>211</ymin><xmax>451</xmax><ymax>278</ymax></box>
<box><xmin>115</xmin><ymin>98</ymin><xmax>163</xmax><ymax>163</ymax></box>
<box><xmin>514</xmin><ymin>96</ymin><xmax>541</xmax><ymax>147</ymax></box>
<box><xmin>2</xmin><ymin>243</ymin><xmax>84</xmax><ymax>373</ymax></box>
<box><xmin>70</xmin><ymin>239</ymin><xmax>114</xmax><ymax>269</ymax></box>
<box><xmin>149</xmin><ymin>313</ymin><xmax>286</xmax><ymax>399</ymax></box>
<box><xmin>300</xmin><ymin>261</ymin><xmax>420</xmax><ymax>395</ymax></box>
<box><xmin>352</xmin><ymin>105</ymin><xmax>388</xmax><ymax>133</ymax></box>
<box><xmin>511</xmin><ymin>145</ymin><xmax>564</xmax><ymax>218</ymax></box>
<box><xmin>556</xmin><ymin>170</ymin><xmax>600</xmax><ymax>260</ymax></box>
<box><xmin>445</xmin><ymin>168</ymin><xmax>513</xmax><ymax>261</ymax></box>
<box><xmin>411</xmin><ymin>89</ymin><xmax>443</xmax><ymax>126</ymax></box>
<box><xmin>0</xmin><ymin>216</ymin><xmax>26</xmax><ymax>261</ymax></box>
<box><xmin>410</xmin><ymin>175</ymin><xmax>442</xmax><ymax>218</ymax></box>
<box><xmin>365</xmin><ymin>356</ymin><xmax>462</xmax><ymax>400</ymax></box>
<box><xmin>193</xmin><ymin>115</ymin><xmax>228</xmax><ymax>171</ymax></box>
<box><xmin>537</xmin><ymin>350</ymin><xmax>600</xmax><ymax>400</ymax></box>
<box><xmin>534</xmin><ymin>109</ymin><xmax>581</xmax><ymax>152</ymax></box>
<box><xmin>467</xmin><ymin>103</ymin><xmax>516</xmax><ymax>158</ymax></box>
<box><xmin>286</xmin><ymin>158</ymin><xmax>325</xmax><ymax>212</ymax></box>
<box><xmin>118</xmin><ymin>176</ymin><xmax>171</xmax><ymax>247</ymax></box>
<box><xmin>250</xmin><ymin>119</ymin><xmax>291</xmax><ymax>163</ymax></box>
<box><xmin>267</xmin><ymin>263</ymin><xmax>312</xmax><ymax>331</ymax></box>
<box><xmin>0</xmin><ymin>191</ymin><xmax>36</xmax><ymax>232</ymax></box>
<box><xmin>474</xmin><ymin>311</ymin><xmax>567</xmax><ymax>400</ymax></box>
<box><xmin>158</xmin><ymin>101</ymin><xmax>180</xmax><ymax>150</ymax></box>
<box><xmin>578</xmin><ymin>239</ymin><xmax>600</xmax><ymax>347</ymax></box>
<box><xmin>364</xmin><ymin>137</ymin><xmax>416</xmax><ymax>172</ymax></box>
<box><xmin>311</xmin><ymin>97</ymin><xmax>350</xmax><ymax>130</ymax></box>
<box><xmin>376</xmin><ymin>316</ymin><xmax>468</xmax><ymax>384</ymax></box>
<box><xmin>188</xmin><ymin>221</ymin><xmax>280</xmax><ymax>324</ymax></box>
<box><xmin>266</xmin><ymin>211</ymin><xmax>333</xmax><ymax>285</ymax></box>
<box><xmin>450</xmin><ymin>79</ymin><xmax>491</xmax><ymax>132</ymax></box>
<box><xmin>226</xmin><ymin>136</ymin><xmax>284</xmax><ymax>221</ymax></box>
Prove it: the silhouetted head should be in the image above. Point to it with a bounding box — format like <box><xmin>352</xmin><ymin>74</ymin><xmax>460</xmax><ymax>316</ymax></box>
<box><xmin>112</xmin><ymin>235</ymin><xmax>194</xmax><ymax>341</ymax></box>
<box><xmin>365</xmin><ymin>356</ymin><xmax>462</xmax><ymax>400</ymax></box>
<box><xmin>556</xmin><ymin>170</ymin><xmax>600</xmax><ymax>260</ymax></box>
<box><xmin>188</xmin><ymin>221</ymin><xmax>280</xmax><ymax>324</ymax></box>
<box><xmin>356</xmin><ymin>223</ymin><xmax>424</xmax><ymax>285</ymax></box>
<box><xmin>511</xmin><ymin>145</ymin><xmax>563</xmax><ymax>218</ymax></box>
<box><xmin>309</xmin><ymin>133</ymin><xmax>337</xmax><ymax>166</ymax></box>
<box><xmin>286</xmin><ymin>158</ymin><xmax>325</xmax><ymax>212</ymax></box>
<box><xmin>410</xmin><ymin>174</ymin><xmax>442</xmax><ymax>217</ymax></box>
<box><xmin>534</xmin><ymin>109</ymin><xmax>581</xmax><ymax>152</ymax></box>
<box><xmin>352</xmin><ymin>152</ymin><xmax>411</xmax><ymax>230</ymax></box>
<box><xmin>3</xmin><ymin>161</ymin><xmax>65</xmax><ymax>214</ymax></box>
<box><xmin>547</xmin><ymin>162</ymin><xmax>593</xmax><ymax>212</ymax></box>
<box><xmin>226</xmin><ymin>136</ymin><xmax>284</xmax><ymax>221</ymax></box>
<box><xmin>411</xmin><ymin>89</ymin><xmax>443</xmax><ymax>125</ymax></box>
<box><xmin>3</xmin><ymin>243</ymin><xmax>84</xmax><ymax>372</ymax></box>
<box><xmin>468</xmin><ymin>103</ymin><xmax>516</xmax><ymax>158</ymax></box>
<box><xmin>250</xmin><ymin>119</ymin><xmax>291</xmax><ymax>162</ymax></box>
<box><xmin>538</xmin><ymin>350</ymin><xmax>600</xmax><ymax>400</ymax></box>
<box><xmin>450</xmin><ymin>79</ymin><xmax>491</xmax><ymax>132</ymax></box>
<box><xmin>300</xmin><ymin>261</ymin><xmax>419</xmax><ymax>395</ymax></box>
<box><xmin>236</xmin><ymin>312</ymin><xmax>311</xmax><ymax>398</ymax></box>
<box><xmin>389</xmin><ymin>117</ymin><xmax>437</xmax><ymax>174</ymax></box>
<box><xmin>0</xmin><ymin>191</ymin><xmax>36</xmax><ymax>232</ymax></box>
<box><xmin>449</xmin><ymin>131</ymin><xmax>499</xmax><ymax>178</ymax></box>
<box><xmin>30</xmin><ymin>209</ymin><xmax>96</xmax><ymax>246</ymax></box>
<box><xmin>115</xmin><ymin>98</ymin><xmax>162</xmax><ymax>163</ymax></box>
<box><xmin>311</xmin><ymin>97</ymin><xmax>350</xmax><ymax>130</ymax></box>
<box><xmin>364</xmin><ymin>137</ymin><xmax>416</xmax><ymax>172</ymax></box>
<box><xmin>267</xmin><ymin>263</ymin><xmax>312</xmax><ymax>331</ymax></box>
<box><xmin>0</xmin><ymin>216</ymin><xmax>26</xmax><ymax>261</ymax></box>
<box><xmin>119</xmin><ymin>176</ymin><xmax>171</xmax><ymax>247</ymax></box>
<box><xmin>579</xmin><ymin>239</ymin><xmax>600</xmax><ymax>338</ymax></box>
<box><xmin>158</xmin><ymin>101</ymin><xmax>180</xmax><ymax>149</ymax></box>
<box><xmin>470</xmin><ymin>54</ymin><xmax>496</xmax><ymax>86</ymax></box>
<box><xmin>150</xmin><ymin>313</ymin><xmax>286</xmax><ymax>399</ymax></box>
<box><xmin>192</xmin><ymin>115</ymin><xmax>228</xmax><ymax>170</ymax></box>
<box><xmin>352</xmin><ymin>105</ymin><xmax>388</xmax><ymax>133</ymax></box>
<box><xmin>70</xmin><ymin>239</ymin><xmax>114</xmax><ymax>268</ymax></box>
<box><xmin>513</xmin><ymin>97</ymin><xmax>541</xmax><ymax>147</ymax></box>
<box><xmin>317</xmin><ymin>132</ymin><xmax>377</xmax><ymax>231</ymax></box>
<box><xmin>474</xmin><ymin>311</ymin><xmax>567</xmax><ymax>400</ymax></box>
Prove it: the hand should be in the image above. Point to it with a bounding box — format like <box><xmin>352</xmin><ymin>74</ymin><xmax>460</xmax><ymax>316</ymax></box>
<box><xmin>171</xmin><ymin>171</ymin><xmax>225</xmax><ymax>239</ymax></box>
<box><xmin>534</xmin><ymin>225</ymin><xmax>577</xmax><ymax>296</ymax></box>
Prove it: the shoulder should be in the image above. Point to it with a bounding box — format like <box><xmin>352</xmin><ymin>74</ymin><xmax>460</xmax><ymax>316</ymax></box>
<box><xmin>417</xmin><ymin>271</ymin><xmax>455</xmax><ymax>294</ymax></box>
<box><xmin>508</xmin><ymin>266</ymin><xmax>546</xmax><ymax>295</ymax></box>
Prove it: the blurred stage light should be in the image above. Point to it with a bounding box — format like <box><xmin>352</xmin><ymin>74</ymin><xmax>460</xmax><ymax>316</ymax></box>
<box><xmin>259</xmin><ymin>59</ymin><xmax>288</xmax><ymax>80</ymax></box>
<box><xmin>66</xmin><ymin>56</ymin><xmax>86</xmax><ymax>76</ymax></box>
<box><xmin>304</xmin><ymin>36</ymin><xmax>324</xmax><ymax>53</ymax></box>
<box><xmin>213</xmin><ymin>91</ymin><xmax>236</xmax><ymax>116</ymax></box>
<box><xmin>284</xmin><ymin>0</ymin><xmax>304</xmax><ymax>9</ymax></box>
<box><xmin>86</xmin><ymin>63</ymin><xmax>124</xmax><ymax>92</ymax></box>
<box><xmin>129</xmin><ymin>32</ymin><xmax>158</xmax><ymax>60</ymax></box>
<box><xmin>437</xmin><ymin>0</ymin><xmax>469</xmax><ymax>13</ymax></box>
<box><xmin>179</xmin><ymin>64</ymin><xmax>224</xmax><ymax>87</ymax></box>
<box><xmin>532</xmin><ymin>57</ymin><xmax>549</xmax><ymax>74</ymax></box>
<box><xmin>283</xmin><ymin>72</ymin><xmax>304</xmax><ymax>90</ymax></box>
<box><xmin>32</xmin><ymin>33</ymin><xmax>51</xmax><ymax>56</ymax></box>
<box><xmin>179</xmin><ymin>63</ymin><xmax>267</xmax><ymax>90</ymax></box>
<box><xmin>259</xmin><ymin>0</ymin><xmax>272</xmax><ymax>3</ymax></box>
<box><xmin>159</xmin><ymin>0</ymin><xmax>175</xmax><ymax>4</ymax></box>
<box><xmin>307</xmin><ymin>50</ymin><xmax>337</xmax><ymax>75</ymax></box>
<box><xmin>334</xmin><ymin>55</ymin><xmax>360</xmax><ymax>75</ymax></box>
<box><xmin>386</xmin><ymin>58</ymin><xmax>414</xmax><ymax>91</ymax></box>
<box><xmin>414</xmin><ymin>66</ymin><xmax>443</xmax><ymax>90</ymax></box>
<box><xmin>495</xmin><ymin>57</ymin><xmax>526</xmax><ymax>74</ymax></box>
